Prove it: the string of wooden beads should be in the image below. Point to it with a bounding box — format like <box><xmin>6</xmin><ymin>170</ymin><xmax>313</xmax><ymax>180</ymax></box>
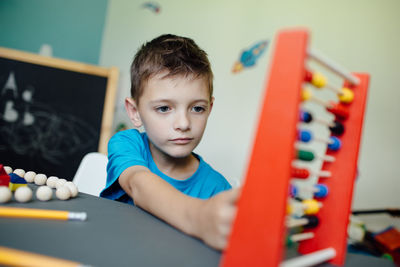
<box><xmin>0</xmin><ymin>165</ymin><xmax>78</xmax><ymax>203</ymax></box>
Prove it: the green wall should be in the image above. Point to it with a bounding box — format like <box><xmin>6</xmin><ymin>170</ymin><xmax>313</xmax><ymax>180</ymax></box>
<box><xmin>0</xmin><ymin>0</ymin><xmax>108</xmax><ymax>64</ymax></box>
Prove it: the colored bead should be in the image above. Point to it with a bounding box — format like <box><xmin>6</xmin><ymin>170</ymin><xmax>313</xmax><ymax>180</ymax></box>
<box><xmin>302</xmin><ymin>215</ymin><xmax>320</xmax><ymax>228</ymax></box>
<box><xmin>329</xmin><ymin>121</ymin><xmax>345</xmax><ymax>136</ymax></box>
<box><xmin>328</xmin><ymin>136</ymin><xmax>341</xmax><ymax>151</ymax></box>
<box><xmin>297</xmin><ymin>150</ymin><xmax>315</xmax><ymax>161</ymax></box>
<box><xmin>0</xmin><ymin>177</ymin><xmax>9</xmax><ymax>187</ymax></box>
<box><xmin>311</xmin><ymin>72</ymin><xmax>327</xmax><ymax>88</ymax></box>
<box><xmin>9</xmin><ymin>173</ymin><xmax>26</xmax><ymax>184</ymax></box>
<box><xmin>0</xmin><ymin>166</ymin><xmax>10</xmax><ymax>187</ymax></box>
<box><xmin>287</xmin><ymin>204</ymin><xmax>294</xmax><ymax>214</ymax></box>
<box><xmin>327</xmin><ymin>102</ymin><xmax>349</xmax><ymax>120</ymax></box>
<box><xmin>290</xmin><ymin>184</ymin><xmax>298</xmax><ymax>197</ymax></box>
<box><xmin>300</xmin><ymin>111</ymin><xmax>313</xmax><ymax>123</ymax></box>
<box><xmin>338</xmin><ymin>88</ymin><xmax>354</xmax><ymax>104</ymax></box>
<box><xmin>8</xmin><ymin>173</ymin><xmax>27</xmax><ymax>192</ymax></box>
<box><xmin>314</xmin><ymin>184</ymin><xmax>329</xmax><ymax>198</ymax></box>
<box><xmin>286</xmin><ymin>236</ymin><xmax>294</xmax><ymax>247</ymax></box>
<box><xmin>303</xmin><ymin>199</ymin><xmax>320</xmax><ymax>215</ymax></box>
<box><xmin>9</xmin><ymin>183</ymin><xmax>28</xmax><ymax>191</ymax></box>
<box><xmin>291</xmin><ymin>167</ymin><xmax>310</xmax><ymax>179</ymax></box>
<box><xmin>301</xmin><ymin>88</ymin><xmax>312</xmax><ymax>101</ymax></box>
<box><xmin>304</xmin><ymin>70</ymin><xmax>313</xmax><ymax>82</ymax></box>
<box><xmin>298</xmin><ymin>129</ymin><xmax>312</xmax><ymax>142</ymax></box>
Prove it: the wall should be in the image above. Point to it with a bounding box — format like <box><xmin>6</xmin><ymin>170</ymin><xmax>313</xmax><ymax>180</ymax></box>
<box><xmin>100</xmin><ymin>0</ymin><xmax>400</xmax><ymax>210</ymax></box>
<box><xmin>1</xmin><ymin>0</ymin><xmax>398</xmax><ymax>211</ymax></box>
<box><xmin>0</xmin><ymin>0</ymin><xmax>108</xmax><ymax>64</ymax></box>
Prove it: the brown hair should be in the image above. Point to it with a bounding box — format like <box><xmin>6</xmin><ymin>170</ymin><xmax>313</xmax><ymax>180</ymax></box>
<box><xmin>130</xmin><ymin>34</ymin><xmax>213</xmax><ymax>103</ymax></box>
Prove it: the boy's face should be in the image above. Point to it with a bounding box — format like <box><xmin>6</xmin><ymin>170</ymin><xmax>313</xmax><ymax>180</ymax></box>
<box><xmin>126</xmin><ymin>72</ymin><xmax>213</xmax><ymax>160</ymax></box>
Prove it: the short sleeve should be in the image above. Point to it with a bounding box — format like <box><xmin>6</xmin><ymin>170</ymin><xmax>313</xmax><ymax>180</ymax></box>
<box><xmin>100</xmin><ymin>129</ymin><xmax>148</xmax><ymax>202</ymax></box>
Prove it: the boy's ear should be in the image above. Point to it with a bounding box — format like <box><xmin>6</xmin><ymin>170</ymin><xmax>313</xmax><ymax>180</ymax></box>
<box><xmin>125</xmin><ymin>97</ymin><xmax>143</xmax><ymax>128</ymax></box>
<box><xmin>209</xmin><ymin>96</ymin><xmax>215</xmax><ymax>113</ymax></box>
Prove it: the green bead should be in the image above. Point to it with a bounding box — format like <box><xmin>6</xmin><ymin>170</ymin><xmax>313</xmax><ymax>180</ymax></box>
<box><xmin>298</xmin><ymin>150</ymin><xmax>315</xmax><ymax>161</ymax></box>
<box><xmin>286</xmin><ymin>236</ymin><xmax>294</xmax><ymax>247</ymax></box>
<box><xmin>382</xmin><ymin>253</ymin><xmax>393</xmax><ymax>261</ymax></box>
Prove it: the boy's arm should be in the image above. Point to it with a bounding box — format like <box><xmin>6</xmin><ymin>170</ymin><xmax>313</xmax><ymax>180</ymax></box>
<box><xmin>119</xmin><ymin>165</ymin><xmax>239</xmax><ymax>250</ymax></box>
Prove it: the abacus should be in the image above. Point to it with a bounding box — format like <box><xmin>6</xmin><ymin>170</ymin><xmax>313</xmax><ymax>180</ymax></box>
<box><xmin>221</xmin><ymin>28</ymin><xmax>370</xmax><ymax>266</ymax></box>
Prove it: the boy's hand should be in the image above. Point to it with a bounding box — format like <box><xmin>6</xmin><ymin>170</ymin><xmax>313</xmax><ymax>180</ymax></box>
<box><xmin>195</xmin><ymin>187</ymin><xmax>241</xmax><ymax>250</ymax></box>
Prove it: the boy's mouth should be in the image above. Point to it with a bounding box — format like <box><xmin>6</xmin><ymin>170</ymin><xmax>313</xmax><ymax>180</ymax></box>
<box><xmin>170</xmin><ymin>138</ymin><xmax>193</xmax><ymax>145</ymax></box>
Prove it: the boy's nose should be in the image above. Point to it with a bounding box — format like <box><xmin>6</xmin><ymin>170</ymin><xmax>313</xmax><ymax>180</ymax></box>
<box><xmin>173</xmin><ymin>111</ymin><xmax>190</xmax><ymax>131</ymax></box>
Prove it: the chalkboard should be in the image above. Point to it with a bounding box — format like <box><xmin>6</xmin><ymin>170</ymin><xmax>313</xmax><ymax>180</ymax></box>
<box><xmin>0</xmin><ymin>47</ymin><xmax>118</xmax><ymax>180</ymax></box>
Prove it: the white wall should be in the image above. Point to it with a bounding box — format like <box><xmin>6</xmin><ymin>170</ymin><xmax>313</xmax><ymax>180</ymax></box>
<box><xmin>99</xmin><ymin>0</ymin><xmax>400</xmax><ymax>210</ymax></box>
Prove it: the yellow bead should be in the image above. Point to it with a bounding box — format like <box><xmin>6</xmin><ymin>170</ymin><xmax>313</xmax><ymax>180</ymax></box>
<box><xmin>301</xmin><ymin>88</ymin><xmax>312</xmax><ymax>101</ymax></box>
<box><xmin>303</xmin><ymin>199</ymin><xmax>320</xmax><ymax>215</ymax></box>
<box><xmin>9</xmin><ymin>183</ymin><xmax>27</xmax><ymax>192</ymax></box>
<box><xmin>338</xmin><ymin>88</ymin><xmax>354</xmax><ymax>103</ymax></box>
<box><xmin>287</xmin><ymin>204</ymin><xmax>293</xmax><ymax>214</ymax></box>
<box><xmin>312</xmin><ymin>72</ymin><xmax>327</xmax><ymax>88</ymax></box>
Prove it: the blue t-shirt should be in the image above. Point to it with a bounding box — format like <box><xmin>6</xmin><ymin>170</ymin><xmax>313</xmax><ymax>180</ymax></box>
<box><xmin>100</xmin><ymin>129</ymin><xmax>231</xmax><ymax>204</ymax></box>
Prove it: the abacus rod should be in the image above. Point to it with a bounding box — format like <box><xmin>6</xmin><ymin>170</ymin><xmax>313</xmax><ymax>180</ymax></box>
<box><xmin>280</xmin><ymin>247</ymin><xmax>336</xmax><ymax>267</ymax></box>
<box><xmin>307</xmin><ymin>49</ymin><xmax>360</xmax><ymax>85</ymax></box>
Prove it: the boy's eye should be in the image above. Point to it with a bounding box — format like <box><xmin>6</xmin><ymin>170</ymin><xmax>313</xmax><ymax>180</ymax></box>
<box><xmin>192</xmin><ymin>106</ymin><xmax>205</xmax><ymax>113</ymax></box>
<box><xmin>156</xmin><ymin>106</ymin><xmax>170</xmax><ymax>113</ymax></box>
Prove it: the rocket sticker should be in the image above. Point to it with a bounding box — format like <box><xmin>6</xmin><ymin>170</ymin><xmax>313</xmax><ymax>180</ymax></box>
<box><xmin>232</xmin><ymin>40</ymin><xmax>269</xmax><ymax>73</ymax></box>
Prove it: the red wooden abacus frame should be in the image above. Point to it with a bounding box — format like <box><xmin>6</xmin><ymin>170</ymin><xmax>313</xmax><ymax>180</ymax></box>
<box><xmin>220</xmin><ymin>28</ymin><xmax>370</xmax><ymax>266</ymax></box>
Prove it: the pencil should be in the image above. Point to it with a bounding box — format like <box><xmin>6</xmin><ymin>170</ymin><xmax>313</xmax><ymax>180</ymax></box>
<box><xmin>0</xmin><ymin>246</ymin><xmax>91</xmax><ymax>267</ymax></box>
<box><xmin>0</xmin><ymin>207</ymin><xmax>87</xmax><ymax>221</ymax></box>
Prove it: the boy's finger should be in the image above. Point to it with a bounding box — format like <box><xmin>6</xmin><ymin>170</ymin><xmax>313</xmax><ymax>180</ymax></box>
<box><xmin>221</xmin><ymin>187</ymin><xmax>241</xmax><ymax>204</ymax></box>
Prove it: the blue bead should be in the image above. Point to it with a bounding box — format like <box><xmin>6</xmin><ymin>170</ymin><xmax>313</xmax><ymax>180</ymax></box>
<box><xmin>290</xmin><ymin>184</ymin><xmax>298</xmax><ymax>197</ymax></box>
<box><xmin>299</xmin><ymin>130</ymin><xmax>312</xmax><ymax>142</ymax></box>
<box><xmin>314</xmin><ymin>184</ymin><xmax>328</xmax><ymax>198</ymax></box>
<box><xmin>9</xmin><ymin>173</ymin><xmax>26</xmax><ymax>184</ymax></box>
<box><xmin>300</xmin><ymin>110</ymin><xmax>312</xmax><ymax>123</ymax></box>
<box><xmin>328</xmin><ymin>136</ymin><xmax>341</xmax><ymax>150</ymax></box>
<box><xmin>300</xmin><ymin>110</ymin><xmax>305</xmax><ymax>121</ymax></box>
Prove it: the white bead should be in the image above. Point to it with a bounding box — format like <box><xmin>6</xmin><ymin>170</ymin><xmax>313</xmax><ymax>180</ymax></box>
<box><xmin>56</xmin><ymin>186</ymin><xmax>71</xmax><ymax>200</ymax></box>
<box><xmin>14</xmin><ymin>187</ymin><xmax>33</xmax><ymax>203</ymax></box>
<box><xmin>24</xmin><ymin>171</ymin><xmax>37</xmax><ymax>183</ymax></box>
<box><xmin>36</xmin><ymin>186</ymin><xmax>53</xmax><ymax>201</ymax></box>
<box><xmin>34</xmin><ymin>174</ymin><xmax>47</xmax><ymax>186</ymax></box>
<box><xmin>64</xmin><ymin>181</ymin><xmax>78</xmax><ymax>198</ymax></box>
<box><xmin>13</xmin><ymin>168</ymin><xmax>25</xmax><ymax>178</ymax></box>
<box><xmin>3</xmin><ymin>166</ymin><xmax>12</xmax><ymax>174</ymax></box>
<box><xmin>55</xmin><ymin>178</ymin><xmax>67</xmax><ymax>189</ymax></box>
<box><xmin>46</xmin><ymin>176</ymin><xmax>59</xmax><ymax>188</ymax></box>
<box><xmin>0</xmin><ymin>186</ymin><xmax>12</xmax><ymax>203</ymax></box>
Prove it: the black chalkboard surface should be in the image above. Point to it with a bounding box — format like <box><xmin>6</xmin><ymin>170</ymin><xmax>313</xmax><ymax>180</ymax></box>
<box><xmin>0</xmin><ymin>47</ymin><xmax>118</xmax><ymax>180</ymax></box>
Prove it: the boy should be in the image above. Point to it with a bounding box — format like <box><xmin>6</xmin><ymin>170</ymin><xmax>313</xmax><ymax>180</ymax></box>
<box><xmin>100</xmin><ymin>34</ymin><xmax>239</xmax><ymax>250</ymax></box>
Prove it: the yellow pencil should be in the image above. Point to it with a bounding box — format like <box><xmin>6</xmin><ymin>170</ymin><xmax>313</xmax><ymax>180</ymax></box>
<box><xmin>0</xmin><ymin>246</ymin><xmax>91</xmax><ymax>267</ymax></box>
<box><xmin>0</xmin><ymin>207</ymin><xmax>87</xmax><ymax>221</ymax></box>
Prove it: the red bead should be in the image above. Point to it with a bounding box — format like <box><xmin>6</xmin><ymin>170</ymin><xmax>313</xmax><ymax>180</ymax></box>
<box><xmin>326</xmin><ymin>102</ymin><xmax>349</xmax><ymax>120</ymax></box>
<box><xmin>304</xmin><ymin>70</ymin><xmax>313</xmax><ymax>82</ymax></box>
<box><xmin>291</xmin><ymin>167</ymin><xmax>310</xmax><ymax>179</ymax></box>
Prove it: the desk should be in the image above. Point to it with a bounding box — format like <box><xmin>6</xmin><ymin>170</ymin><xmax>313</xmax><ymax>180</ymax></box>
<box><xmin>0</xmin><ymin>185</ymin><xmax>395</xmax><ymax>267</ymax></box>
